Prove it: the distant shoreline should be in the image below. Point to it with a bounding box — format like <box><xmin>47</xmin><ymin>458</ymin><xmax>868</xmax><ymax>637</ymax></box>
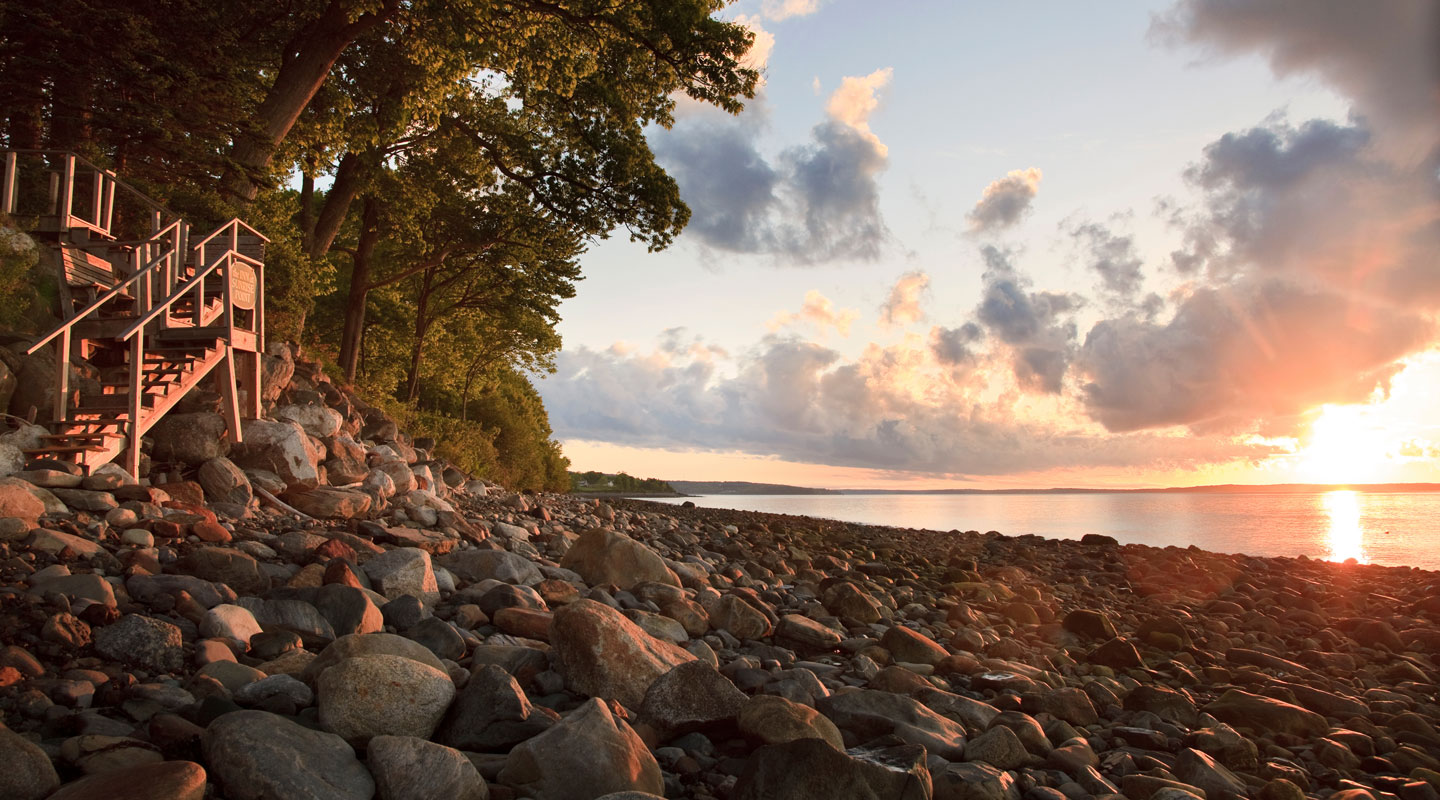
<box><xmin>661</xmin><ymin>481</ymin><xmax>1440</xmax><ymax>496</ymax></box>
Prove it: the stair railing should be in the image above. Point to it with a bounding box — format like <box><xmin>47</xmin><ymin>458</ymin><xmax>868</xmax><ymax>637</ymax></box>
<box><xmin>26</xmin><ymin>221</ymin><xmax>185</xmax><ymax>421</ymax></box>
<box><xmin>1</xmin><ymin>149</ymin><xmax>175</xmax><ymax>240</ymax></box>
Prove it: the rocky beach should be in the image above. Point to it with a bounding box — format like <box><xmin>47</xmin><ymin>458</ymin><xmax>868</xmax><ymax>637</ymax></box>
<box><xmin>0</xmin><ymin>347</ymin><xmax>1438</xmax><ymax>800</ymax></box>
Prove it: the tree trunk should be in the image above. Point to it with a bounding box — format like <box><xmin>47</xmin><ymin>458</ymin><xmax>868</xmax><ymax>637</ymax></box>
<box><xmin>337</xmin><ymin>198</ymin><xmax>381</xmax><ymax>381</ymax></box>
<box><xmin>403</xmin><ymin>268</ymin><xmax>438</xmax><ymax>402</ymax></box>
<box><xmin>297</xmin><ymin>168</ymin><xmax>315</xmax><ymax>253</ymax></box>
<box><xmin>308</xmin><ymin>150</ymin><xmax>369</xmax><ymax>260</ymax></box>
<box><xmin>223</xmin><ymin>0</ymin><xmax>398</xmax><ymax>202</ymax></box>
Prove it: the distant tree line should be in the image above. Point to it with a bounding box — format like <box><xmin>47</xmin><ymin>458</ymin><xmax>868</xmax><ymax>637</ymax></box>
<box><xmin>0</xmin><ymin>0</ymin><xmax>758</xmax><ymax>490</ymax></box>
<box><xmin>570</xmin><ymin>470</ymin><xmax>674</xmax><ymax>494</ymax></box>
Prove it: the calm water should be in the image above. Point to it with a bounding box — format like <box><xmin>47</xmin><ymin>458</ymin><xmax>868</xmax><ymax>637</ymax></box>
<box><xmin>646</xmin><ymin>491</ymin><xmax>1440</xmax><ymax>571</ymax></box>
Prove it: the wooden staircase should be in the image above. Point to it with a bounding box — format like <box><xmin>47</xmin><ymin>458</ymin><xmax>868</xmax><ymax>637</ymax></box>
<box><xmin>3</xmin><ymin>150</ymin><xmax>266</xmax><ymax>476</ymax></box>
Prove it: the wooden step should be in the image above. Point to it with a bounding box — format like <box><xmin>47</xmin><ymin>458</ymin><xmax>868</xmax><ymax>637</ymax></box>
<box><xmin>83</xmin><ymin>396</ymin><xmax>158</xmax><ymax>411</ymax></box>
<box><xmin>23</xmin><ymin>445</ymin><xmax>104</xmax><ymax>455</ymax></box>
<box><xmin>41</xmin><ymin>432</ymin><xmax>124</xmax><ymax>441</ymax></box>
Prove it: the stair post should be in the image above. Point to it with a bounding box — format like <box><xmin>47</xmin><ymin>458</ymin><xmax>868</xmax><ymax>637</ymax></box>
<box><xmin>52</xmin><ymin>328</ymin><xmax>71</xmax><ymax>423</ymax></box>
<box><xmin>126</xmin><ymin>327</ymin><xmax>144</xmax><ymax>478</ymax></box>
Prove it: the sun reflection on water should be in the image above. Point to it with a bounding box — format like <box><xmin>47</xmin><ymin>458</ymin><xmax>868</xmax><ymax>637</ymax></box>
<box><xmin>1323</xmin><ymin>490</ymin><xmax>1368</xmax><ymax>564</ymax></box>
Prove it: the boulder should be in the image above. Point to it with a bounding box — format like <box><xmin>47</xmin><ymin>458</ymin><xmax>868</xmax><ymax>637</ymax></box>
<box><xmin>45</xmin><ymin>761</ymin><xmax>204</xmax><ymax>800</ymax></box>
<box><xmin>881</xmin><ymin>625</ymin><xmax>949</xmax><ymax>666</ymax></box>
<box><xmin>147</xmin><ymin>412</ymin><xmax>230</xmax><ymax>466</ymax></box>
<box><xmin>229</xmin><ymin>419</ymin><xmax>322</xmax><ymax>489</ymax></box>
<box><xmin>776</xmin><ymin>614</ymin><xmax>843</xmax><ymax>649</ymax></box>
<box><xmin>440</xmin><ymin>549</ymin><xmax>544</xmax><ymax>586</ymax></box>
<box><xmin>302</xmin><ymin>632</ymin><xmax>447</xmax><ymax>683</ymax></box>
<box><xmin>639</xmin><ymin>660</ymin><xmax>748</xmax><ymax>739</ymax></box>
<box><xmin>180</xmin><ymin>547</ymin><xmax>268</xmax><ymax>596</ymax></box>
<box><xmin>817</xmin><ymin>689</ymin><xmax>967</xmax><ymax>760</ymax></box>
<box><xmin>931</xmin><ymin>761</ymin><xmax>1021</xmax><ymax>800</ymax></box>
<box><xmin>198</xmin><ymin>457</ymin><xmax>253</xmax><ymax>506</ymax></box>
<box><xmin>316</xmin><ymin>654</ymin><xmax>456</xmax><ymax>745</ymax></box>
<box><xmin>363</xmin><ymin>547</ymin><xmax>439</xmax><ymax>605</ymax></box>
<box><xmin>550</xmin><ymin>599</ymin><xmax>695</xmax><ymax>709</ymax></box>
<box><xmin>709</xmin><ymin>594</ymin><xmax>772</xmax><ymax>640</ymax></box>
<box><xmin>94</xmin><ymin>614</ymin><xmax>183</xmax><ymax>673</ymax></box>
<box><xmin>200</xmin><ymin>604</ymin><xmax>264</xmax><ymax>648</ymax></box>
<box><xmin>203</xmin><ymin>710</ymin><xmax>373</xmax><ymax>800</ymax></box>
<box><xmin>737</xmin><ymin>694</ymin><xmax>846</xmax><ymax>750</ymax></box>
<box><xmin>1062</xmin><ymin>609</ymin><xmax>1117</xmax><ymax>640</ymax></box>
<box><xmin>367</xmin><ymin>735</ymin><xmax>489</xmax><ymax>800</ymax></box>
<box><xmin>560</xmin><ymin>528</ymin><xmax>680</xmax><ymax>591</ymax></box>
<box><xmin>285</xmin><ymin>487</ymin><xmax>372</xmax><ymax>519</ymax></box>
<box><xmin>0</xmin><ymin>477</ymin><xmax>45</xmax><ymax>526</ymax></box>
<box><xmin>0</xmin><ymin>725</ymin><xmax>60</xmax><ymax>800</ymax></box>
<box><xmin>1203</xmin><ymin>689</ymin><xmax>1328</xmax><ymax>738</ymax></box>
<box><xmin>733</xmin><ymin>737</ymin><xmax>910</xmax><ymax>800</ymax></box>
<box><xmin>498</xmin><ymin>698</ymin><xmax>663</xmax><ymax>800</ymax></box>
<box><xmin>436</xmin><ymin>664</ymin><xmax>556</xmax><ymax>752</ymax></box>
<box><xmin>275</xmin><ymin>404</ymin><xmax>343</xmax><ymax>438</ymax></box>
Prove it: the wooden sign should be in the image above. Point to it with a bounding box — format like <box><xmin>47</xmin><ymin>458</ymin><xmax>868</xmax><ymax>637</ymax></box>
<box><xmin>230</xmin><ymin>261</ymin><xmax>257</xmax><ymax>310</ymax></box>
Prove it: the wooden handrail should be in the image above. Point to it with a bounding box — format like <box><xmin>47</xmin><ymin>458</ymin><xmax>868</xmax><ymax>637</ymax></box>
<box><xmin>25</xmin><ymin>229</ymin><xmax>182</xmax><ymax>354</ymax></box>
<box><xmin>117</xmin><ymin>250</ymin><xmax>231</xmax><ymax>341</ymax></box>
<box><xmin>191</xmin><ymin>217</ymin><xmax>272</xmax><ymax>252</ymax></box>
<box><xmin>0</xmin><ymin>148</ymin><xmax>170</xmax><ymax>215</ymax></box>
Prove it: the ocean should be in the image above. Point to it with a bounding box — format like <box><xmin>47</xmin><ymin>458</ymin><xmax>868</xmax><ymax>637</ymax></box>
<box><xmin>645</xmin><ymin>491</ymin><xmax>1440</xmax><ymax>572</ymax></box>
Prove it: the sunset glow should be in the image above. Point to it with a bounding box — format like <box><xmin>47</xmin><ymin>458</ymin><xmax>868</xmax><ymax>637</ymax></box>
<box><xmin>1297</xmin><ymin>405</ymin><xmax>1391</xmax><ymax>486</ymax></box>
<box><xmin>1323</xmin><ymin>490</ymin><xmax>1368</xmax><ymax>564</ymax></box>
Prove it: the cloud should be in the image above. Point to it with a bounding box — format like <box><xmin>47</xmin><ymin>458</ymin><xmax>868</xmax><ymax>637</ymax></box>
<box><xmin>540</xmin><ymin>330</ymin><xmax>1280</xmax><ymax>477</ymax></box>
<box><xmin>931</xmin><ymin>323</ymin><xmax>985</xmax><ymax>366</ymax></box>
<box><xmin>733</xmin><ymin>15</ymin><xmax>776</xmax><ymax>75</ymax></box>
<box><xmin>761</xmin><ymin>0</ymin><xmax>828</xmax><ymax>22</ymax></box>
<box><xmin>825</xmin><ymin>68</ymin><xmax>894</xmax><ymax>154</ymax></box>
<box><xmin>1077</xmin><ymin>280</ymin><xmax>1433</xmax><ymax>432</ymax></box>
<box><xmin>1154</xmin><ymin>0</ymin><xmax>1439</xmax><ymax>161</ymax></box>
<box><xmin>880</xmin><ymin>271</ymin><xmax>930</xmax><ymax>327</ymax></box>
<box><xmin>652</xmin><ymin>68</ymin><xmax>894</xmax><ymax>263</ymax></box>
<box><xmin>1067</xmin><ymin>220</ymin><xmax>1145</xmax><ymax>297</ymax></box>
<box><xmin>967</xmin><ymin>167</ymin><xmax>1043</xmax><ymax>233</ymax></box>
<box><xmin>974</xmin><ymin>247</ymin><xmax>1082</xmax><ymax>393</ymax></box>
<box><xmin>769</xmin><ymin>290</ymin><xmax>860</xmax><ymax>336</ymax></box>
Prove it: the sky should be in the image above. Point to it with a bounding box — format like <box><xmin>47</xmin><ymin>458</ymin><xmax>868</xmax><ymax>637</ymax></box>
<box><xmin>535</xmin><ymin>0</ymin><xmax>1440</xmax><ymax>490</ymax></box>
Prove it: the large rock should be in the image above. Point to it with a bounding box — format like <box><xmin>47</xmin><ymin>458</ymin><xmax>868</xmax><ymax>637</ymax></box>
<box><xmin>229</xmin><ymin>419</ymin><xmax>322</xmax><ymax>489</ymax></box>
<box><xmin>818</xmin><ymin>689</ymin><xmax>967</xmax><ymax>760</ymax></box>
<box><xmin>1203</xmin><ymin>689</ymin><xmax>1328</xmax><ymax>738</ymax></box>
<box><xmin>44</xmin><ymin>760</ymin><xmax>206</xmax><ymax>800</ymax></box>
<box><xmin>363</xmin><ymin>547</ymin><xmax>439</xmax><ymax>604</ymax></box>
<box><xmin>146</xmin><ymin>412</ymin><xmax>229</xmax><ymax>466</ymax></box>
<box><xmin>737</xmin><ymin>694</ymin><xmax>846</xmax><ymax>750</ymax></box>
<box><xmin>0</xmin><ymin>477</ymin><xmax>45</xmax><ymax>526</ymax></box>
<box><xmin>198</xmin><ymin>457</ymin><xmax>253</xmax><ymax>506</ymax></box>
<box><xmin>734</xmin><ymin>737</ymin><xmax>923</xmax><ymax>800</ymax></box>
<box><xmin>94</xmin><ymin>614</ymin><xmax>183</xmax><ymax>673</ymax></box>
<box><xmin>203</xmin><ymin>710</ymin><xmax>374</xmax><ymax>800</ymax></box>
<box><xmin>275</xmin><ymin>404</ymin><xmax>343</xmax><ymax>438</ymax></box>
<box><xmin>316</xmin><ymin>654</ymin><xmax>456</xmax><ymax>744</ymax></box>
<box><xmin>932</xmin><ymin>761</ymin><xmax>1021</xmax><ymax>800</ymax></box>
<box><xmin>550</xmin><ymin>599</ymin><xmax>695</xmax><ymax>709</ymax></box>
<box><xmin>180</xmin><ymin>547</ymin><xmax>268</xmax><ymax>596</ymax></box>
<box><xmin>368</xmin><ymin>736</ymin><xmax>488</xmax><ymax>800</ymax></box>
<box><xmin>303</xmin><ymin>632</ymin><xmax>447</xmax><ymax>683</ymax></box>
<box><xmin>285</xmin><ymin>487</ymin><xmax>372</xmax><ymax>519</ymax></box>
<box><xmin>499</xmin><ymin>698</ymin><xmax>663</xmax><ymax>800</ymax></box>
<box><xmin>200</xmin><ymin>604</ymin><xmax>265</xmax><ymax>648</ymax></box>
<box><xmin>709</xmin><ymin>594</ymin><xmax>772</xmax><ymax>640</ymax></box>
<box><xmin>0</xmin><ymin>726</ymin><xmax>60</xmax><ymax>800</ymax></box>
<box><xmin>639</xmin><ymin>661</ymin><xmax>748</xmax><ymax>739</ymax></box>
<box><xmin>440</xmin><ymin>549</ymin><xmax>543</xmax><ymax>586</ymax></box>
<box><xmin>436</xmin><ymin>664</ymin><xmax>555</xmax><ymax>752</ymax></box>
<box><xmin>559</xmin><ymin>528</ymin><xmax>680</xmax><ymax>591</ymax></box>
<box><xmin>882</xmin><ymin>625</ymin><xmax>949</xmax><ymax>666</ymax></box>
<box><xmin>1174</xmin><ymin>748</ymin><xmax>1247</xmax><ymax>798</ymax></box>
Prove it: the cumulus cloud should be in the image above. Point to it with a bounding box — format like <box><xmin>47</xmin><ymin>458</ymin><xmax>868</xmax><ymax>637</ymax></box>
<box><xmin>880</xmin><ymin>271</ymin><xmax>930</xmax><ymax>327</ymax></box>
<box><xmin>967</xmin><ymin>167</ymin><xmax>1043</xmax><ymax>233</ymax></box>
<box><xmin>652</xmin><ymin>67</ymin><xmax>894</xmax><ymax>263</ymax></box>
<box><xmin>1154</xmin><ymin>0</ymin><xmax>1439</xmax><ymax>161</ymax></box>
<box><xmin>1078</xmin><ymin>280</ymin><xmax>1433</xmax><ymax>432</ymax></box>
<box><xmin>931</xmin><ymin>323</ymin><xmax>985</xmax><ymax>366</ymax></box>
<box><xmin>540</xmin><ymin>330</ymin><xmax>1280</xmax><ymax>477</ymax></box>
<box><xmin>1067</xmin><ymin>220</ymin><xmax>1146</xmax><ymax>297</ymax></box>
<box><xmin>761</xmin><ymin>0</ymin><xmax>828</xmax><ymax>22</ymax></box>
<box><xmin>733</xmin><ymin>15</ymin><xmax>776</xmax><ymax>75</ymax></box>
<box><xmin>974</xmin><ymin>247</ymin><xmax>1082</xmax><ymax>393</ymax></box>
<box><xmin>769</xmin><ymin>290</ymin><xmax>860</xmax><ymax>336</ymax></box>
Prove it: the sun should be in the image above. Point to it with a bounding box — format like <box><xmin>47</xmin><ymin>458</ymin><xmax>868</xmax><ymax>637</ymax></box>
<box><xmin>1296</xmin><ymin>404</ymin><xmax>1390</xmax><ymax>485</ymax></box>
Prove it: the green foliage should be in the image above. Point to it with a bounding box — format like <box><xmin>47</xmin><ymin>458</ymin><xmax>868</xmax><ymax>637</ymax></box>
<box><xmin>0</xmin><ymin>221</ymin><xmax>52</xmax><ymax>332</ymax></box>
<box><xmin>0</xmin><ymin>0</ymin><xmax>758</xmax><ymax>491</ymax></box>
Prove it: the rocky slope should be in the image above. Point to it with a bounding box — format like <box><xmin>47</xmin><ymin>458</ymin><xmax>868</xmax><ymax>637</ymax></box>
<box><xmin>0</xmin><ymin>348</ymin><xmax>1438</xmax><ymax>800</ymax></box>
